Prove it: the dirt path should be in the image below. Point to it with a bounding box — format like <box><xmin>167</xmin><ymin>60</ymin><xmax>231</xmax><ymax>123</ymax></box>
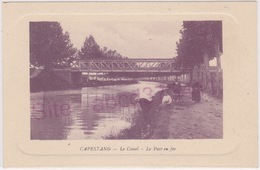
<box><xmin>150</xmin><ymin>94</ymin><xmax>223</xmax><ymax>139</ymax></box>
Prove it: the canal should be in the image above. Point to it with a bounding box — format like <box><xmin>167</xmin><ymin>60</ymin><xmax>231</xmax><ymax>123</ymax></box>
<box><xmin>30</xmin><ymin>81</ymin><xmax>166</xmax><ymax>140</ymax></box>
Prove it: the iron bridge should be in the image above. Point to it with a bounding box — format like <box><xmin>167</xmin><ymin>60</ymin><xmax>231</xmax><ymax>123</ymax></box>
<box><xmin>72</xmin><ymin>58</ymin><xmax>191</xmax><ymax>73</ymax></box>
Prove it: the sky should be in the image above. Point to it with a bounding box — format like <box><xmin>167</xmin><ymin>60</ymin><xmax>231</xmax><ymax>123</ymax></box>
<box><xmin>60</xmin><ymin>21</ymin><xmax>183</xmax><ymax>59</ymax></box>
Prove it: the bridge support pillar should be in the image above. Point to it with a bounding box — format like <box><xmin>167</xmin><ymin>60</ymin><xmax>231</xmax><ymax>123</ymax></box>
<box><xmin>71</xmin><ymin>72</ymin><xmax>82</xmax><ymax>86</ymax></box>
<box><xmin>186</xmin><ymin>74</ymin><xmax>190</xmax><ymax>82</ymax></box>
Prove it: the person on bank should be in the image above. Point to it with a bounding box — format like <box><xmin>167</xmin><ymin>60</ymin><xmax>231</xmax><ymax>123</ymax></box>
<box><xmin>192</xmin><ymin>81</ymin><xmax>201</xmax><ymax>102</ymax></box>
<box><xmin>159</xmin><ymin>90</ymin><xmax>173</xmax><ymax>110</ymax></box>
<box><xmin>174</xmin><ymin>78</ymin><xmax>182</xmax><ymax>104</ymax></box>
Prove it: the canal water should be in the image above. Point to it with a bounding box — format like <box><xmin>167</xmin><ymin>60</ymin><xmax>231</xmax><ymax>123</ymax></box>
<box><xmin>30</xmin><ymin>81</ymin><xmax>166</xmax><ymax>140</ymax></box>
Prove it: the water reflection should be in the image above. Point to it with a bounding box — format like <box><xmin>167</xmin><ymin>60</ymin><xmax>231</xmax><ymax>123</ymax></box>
<box><xmin>31</xmin><ymin>81</ymin><xmax>165</xmax><ymax>140</ymax></box>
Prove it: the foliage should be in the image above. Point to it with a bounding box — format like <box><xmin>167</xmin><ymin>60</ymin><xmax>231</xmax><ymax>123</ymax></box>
<box><xmin>30</xmin><ymin>22</ymin><xmax>77</xmax><ymax>69</ymax></box>
<box><xmin>78</xmin><ymin>35</ymin><xmax>103</xmax><ymax>59</ymax></box>
<box><xmin>176</xmin><ymin>21</ymin><xmax>222</xmax><ymax>68</ymax></box>
<box><xmin>78</xmin><ymin>35</ymin><xmax>126</xmax><ymax>60</ymax></box>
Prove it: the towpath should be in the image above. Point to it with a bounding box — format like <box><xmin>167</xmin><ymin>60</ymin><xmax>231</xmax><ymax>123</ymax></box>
<box><xmin>150</xmin><ymin>93</ymin><xmax>223</xmax><ymax>139</ymax></box>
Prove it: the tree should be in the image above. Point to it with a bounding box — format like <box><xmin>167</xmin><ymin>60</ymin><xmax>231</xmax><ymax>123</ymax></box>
<box><xmin>176</xmin><ymin>21</ymin><xmax>222</xmax><ymax>92</ymax></box>
<box><xmin>78</xmin><ymin>35</ymin><xmax>103</xmax><ymax>59</ymax></box>
<box><xmin>79</xmin><ymin>35</ymin><xmax>127</xmax><ymax>60</ymax></box>
<box><xmin>30</xmin><ymin>22</ymin><xmax>77</xmax><ymax>69</ymax></box>
<box><xmin>176</xmin><ymin>21</ymin><xmax>222</xmax><ymax>66</ymax></box>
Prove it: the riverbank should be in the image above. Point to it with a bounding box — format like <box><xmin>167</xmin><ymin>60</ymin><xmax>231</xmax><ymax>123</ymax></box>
<box><xmin>107</xmin><ymin>89</ymin><xmax>223</xmax><ymax>139</ymax></box>
<box><xmin>105</xmin><ymin>89</ymin><xmax>165</xmax><ymax>139</ymax></box>
<box><xmin>150</xmin><ymin>93</ymin><xmax>223</xmax><ymax>139</ymax></box>
<box><xmin>30</xmin><ymin>69</ymin><xmax>139</xmax><ymax>92</ymax></box>
<box><xmin>30</xmin><ymin>77</ymin><xmax>138</xmax><ymax>93</ymax></box>
<box><xmin>139</xmin><ymin>79</ymin><xmax>174</xmax><ymax>84</ymax></box>
<box><xmin>82</xmin><ymin>79</ymin><xmax>138</xmax><ymax>87</ymax></box>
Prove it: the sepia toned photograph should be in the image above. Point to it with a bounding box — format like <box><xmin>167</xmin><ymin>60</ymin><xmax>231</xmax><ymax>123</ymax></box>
<box><xmin>4</xmin><ymin>1</ymin><xmax>258</xmax><ymax>167</ymax></box>
<box><xmin>30</xmin><ymin>20</ymin><xmax>223</xmax><ymax>140</ymax></box>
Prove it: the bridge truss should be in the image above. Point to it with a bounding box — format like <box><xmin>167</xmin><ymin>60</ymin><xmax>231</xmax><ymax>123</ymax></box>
<box><xmin>74</xmin><ymin>58</ymin><xmax>190</xmax><ymax>73</ymax></box>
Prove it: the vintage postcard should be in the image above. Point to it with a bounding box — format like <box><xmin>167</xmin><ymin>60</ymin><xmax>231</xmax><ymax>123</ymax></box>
<box><xmin>3</xmin><ymin>1</ymin><xmax>258</xmax><ymax>167</ymax></box>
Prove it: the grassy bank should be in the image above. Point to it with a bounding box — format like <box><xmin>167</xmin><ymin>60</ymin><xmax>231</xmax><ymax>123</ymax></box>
<box><xmin>150</xmin><ymin>93</ymin><xmax>223</xmax><ymax>139</ymax></box>
<box><xmin>105</xmin><ymin>89</ymin><xmax>166</xmax><ymax>139</ymax></box>
<box><xmin>106</xmin><ymin>87</ymin><xmax>223</xmax><ymax>139</ymax></box>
